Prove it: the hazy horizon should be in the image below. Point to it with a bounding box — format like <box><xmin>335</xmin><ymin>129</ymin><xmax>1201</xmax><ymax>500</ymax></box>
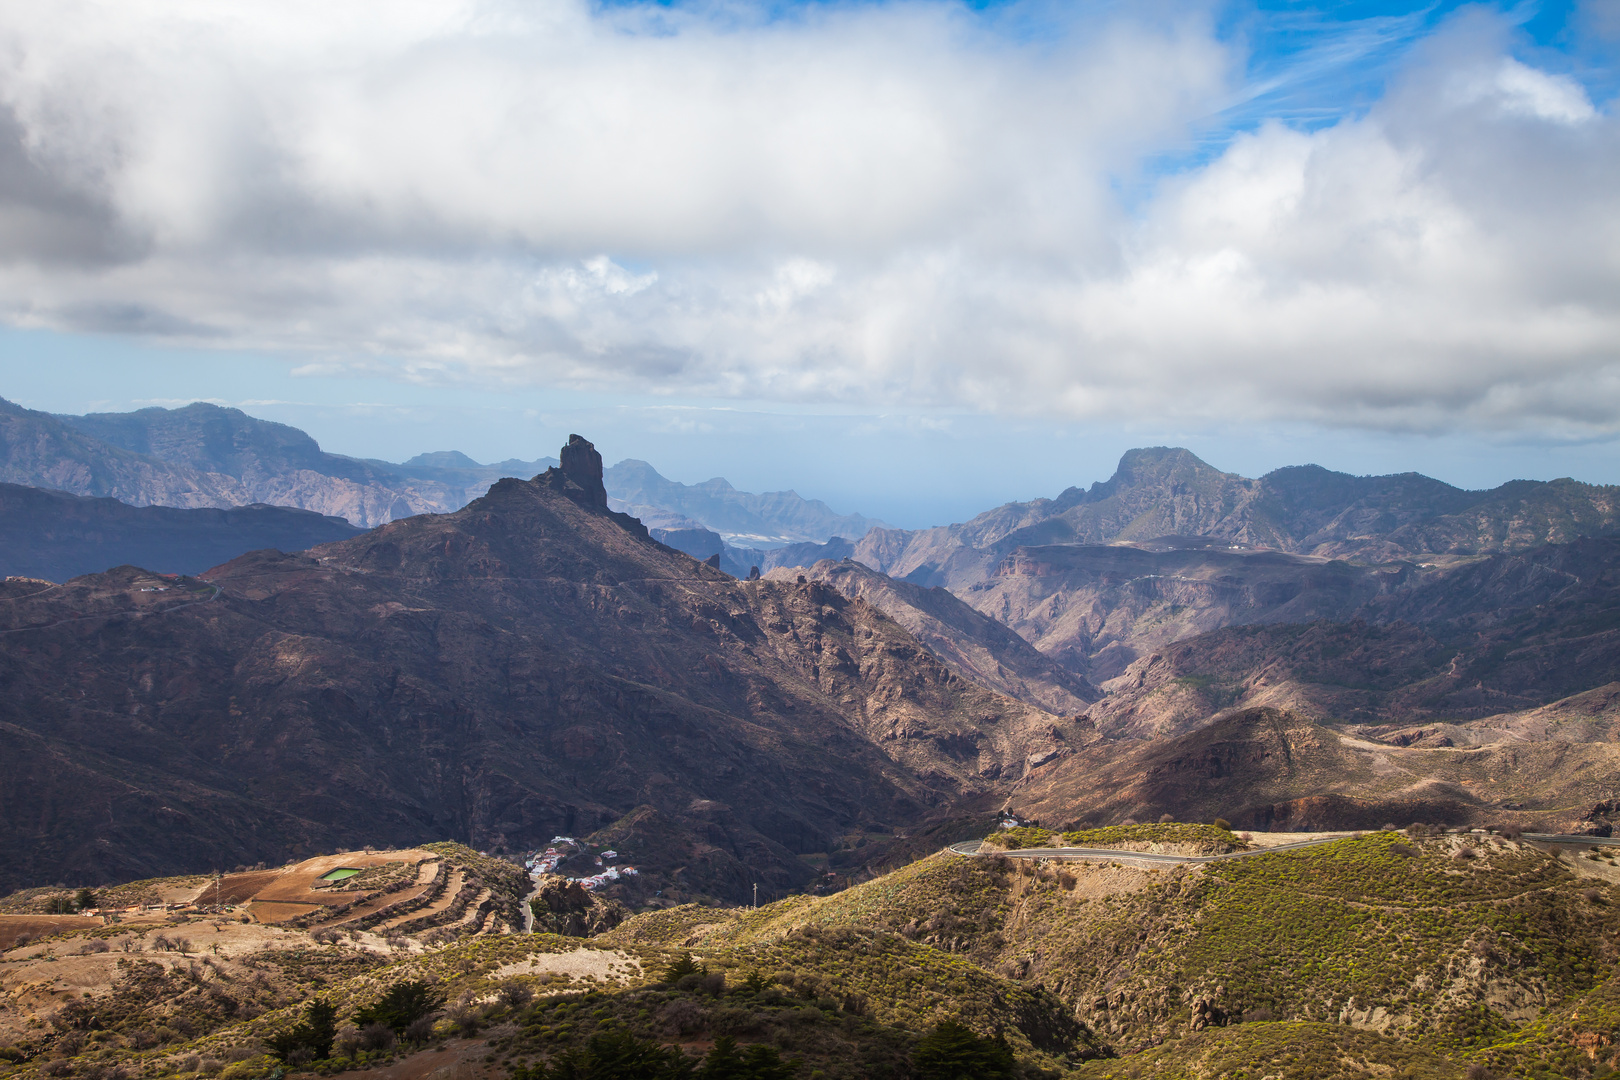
<box><xmin>1</xmin><ymin>0</ymin><xmax>1616</xmax><ymax>529</ymax></box>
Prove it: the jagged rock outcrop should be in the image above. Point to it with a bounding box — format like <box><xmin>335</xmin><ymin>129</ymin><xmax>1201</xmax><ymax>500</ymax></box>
<box><xmin>529</xmin><ymin>875</ymin><xmax>628</xmax><ymax>936</ymax></box>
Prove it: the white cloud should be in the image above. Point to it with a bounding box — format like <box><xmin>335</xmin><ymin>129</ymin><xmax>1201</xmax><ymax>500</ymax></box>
<box><xmin>0</xmin><ymin>1</ymin><xmax>1615</xmax><ymax>437</ymax></box>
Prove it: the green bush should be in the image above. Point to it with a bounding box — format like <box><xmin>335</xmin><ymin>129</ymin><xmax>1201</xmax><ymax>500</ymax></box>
<box><xmin>983</xmin><ymin>827</ymin><xmax>1052</xmax><ymax>850</ymax></box>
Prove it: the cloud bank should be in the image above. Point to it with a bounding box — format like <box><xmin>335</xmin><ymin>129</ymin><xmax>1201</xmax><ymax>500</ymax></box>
<box><xmin>0</xmin><ymin>1</ymin><xmax>1615</xmax><ymax>435</ymax></box>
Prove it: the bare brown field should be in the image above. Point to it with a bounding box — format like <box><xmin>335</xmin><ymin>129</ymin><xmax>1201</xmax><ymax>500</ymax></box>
<box><xmin>247</xmin><ymin>900</ymin><xmax>323</xmax><ymax>923</ymax></box>
<box><xmin>0</xmin><ymin>914</ymin><xmax>100</xmax><ymax>949</ymax></box>
<box><xmin>210</xmin><ymin>869</ymin><xmax>283</xmax><ymax>904</ymax></box>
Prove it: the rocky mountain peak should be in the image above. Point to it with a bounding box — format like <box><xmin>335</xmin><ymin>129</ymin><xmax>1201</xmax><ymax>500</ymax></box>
<box><xmin>555</xmin><ymin>434</ymin><xmax>609</xmax><ymax>509</ymax></box>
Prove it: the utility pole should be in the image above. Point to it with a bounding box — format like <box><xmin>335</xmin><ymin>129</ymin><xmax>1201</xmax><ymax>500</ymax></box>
<box><xmin>752</xmin><ymin>883</ymin><xmax>758</xmax><ymax>910</ymax></box>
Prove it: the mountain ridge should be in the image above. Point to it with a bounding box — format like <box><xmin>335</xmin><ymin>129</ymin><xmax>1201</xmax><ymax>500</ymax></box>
<box><xmin>0</xmin><ymin>482</ymin><xmax>362</xmax><ymax>581</ymax></box>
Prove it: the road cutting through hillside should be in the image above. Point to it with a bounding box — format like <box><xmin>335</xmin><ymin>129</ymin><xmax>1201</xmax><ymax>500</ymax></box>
<box><xmin>948</xmin><ymin>831</ymin><xmax>1620</xmax><ymax>868</ymax></box>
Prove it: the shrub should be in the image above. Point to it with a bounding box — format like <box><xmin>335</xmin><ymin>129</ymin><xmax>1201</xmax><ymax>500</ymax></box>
<box><xmin>659</xmin><ymin>998</ymin><xmax>706</xmax><ymax>1036</ymax></box>
<box><xmin>1213</xmin><ymin>818</ymin><xmax>1232</xmax><ymax>831</ymax></box>
<box><xmin>334</xmin><ymin>1024</ymin><xmax>361</xmax><ymax>1060</ymax></box>
<box><xmin>986</xmin><ymin>827</ymin><xmax>1053</xmax><ymax>850</ymax></box>
<box><xmin>358</xmin><ymin>1023</ymin><xmax>396</xmax><ymax>1053</ymax></box>
<box><xmin>496</xmin><ymin>979</ymin><xmax>534</xmax><ymax>1010</ymax></box>
<box><xmin>447</xmin><ymin>1003</ymin><xmax>482</xmax><ymax>1037</ymax></box>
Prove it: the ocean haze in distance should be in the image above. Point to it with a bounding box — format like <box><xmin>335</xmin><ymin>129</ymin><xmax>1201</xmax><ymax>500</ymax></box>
<box><xmin>6</xmin><ymin>336</ymin><xmax>1618</xmax><ymax>532</ymax></box>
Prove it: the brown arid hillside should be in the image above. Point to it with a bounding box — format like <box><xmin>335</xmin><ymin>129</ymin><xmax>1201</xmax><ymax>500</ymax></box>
<box><xmin>0</xmin><ymin>436</ymin><xmax>1073</xmax><ymax>901</ymax></box>
<box><xmin>1041</xmin><ymin>537</ymin><xmax>1620</xmax><ymax>744</ymax></box>
<box><xmin>763</xmin><ymin>558</ymin><xmax>1098</xmax><ymax>714</ymax></box>
<box><xmin>959</xmin><ymin>541</ymin><xmax>1413</xmax><ymax>682</ymax></box>
<box><xmin>1008</xmin><ymin>706</ymin><xmax>1620</xmax><ymax>834</ymax></box>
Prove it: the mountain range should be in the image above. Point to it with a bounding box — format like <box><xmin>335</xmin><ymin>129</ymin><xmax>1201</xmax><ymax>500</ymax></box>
<box><xmin>4</xmin><ymin>399</ymin><xmax>1620</xmax><ymax>886</ymax></box>
<box><xmin>1</xmin><ymin>397</ymin><xmax>886</xmax><ymax>543</ymax></box>
<box><xmin>750</xmin><ymin>446</ymin><xmax>1620</xmax><ymax>683</ymax></box>
<box><xmin>0</xmin><ymin>436</ymin><xmax>1070</xmax><ymax>899</ymax></box>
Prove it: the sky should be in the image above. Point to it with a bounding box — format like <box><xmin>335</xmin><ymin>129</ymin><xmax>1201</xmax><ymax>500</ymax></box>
<box><xmin>0</xmin><ymin>0</ymin><xmax>1616</xmax><ymax>528</ymax></box>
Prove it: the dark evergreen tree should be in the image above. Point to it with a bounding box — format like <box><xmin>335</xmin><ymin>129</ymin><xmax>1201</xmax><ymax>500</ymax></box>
<box><xmin>698</xmin><ymin>1037</ymin><xmax>798</xmax><ymax>1080</ymax></box>
<box><xmin>661</xmin><ymin>952</ymin><xmax>705</xmax><ymax>983</ymax></box>
<box><xmin>534</xmin><ymin>1029</ymin><xmax>696</xmax><ymax>1079</ymax></box>
<box><xmin>267</xmin><ymin>999</ymin><xmax>339</xmax><ymax>1062</ymax></box>
<box><xmin>354</xmin><ymin>981</ymin><xmax>442</xmax><ymax>1032</ymax></box>
<box><xmin>910</xmin><ymin>1020</ymin><xmax>1016</xmax><ymax>1080</ymax></box>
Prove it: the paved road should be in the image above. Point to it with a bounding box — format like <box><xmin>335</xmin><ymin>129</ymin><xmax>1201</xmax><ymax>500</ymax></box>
<box><xmin>948</xmin><ymin>831</ymin><xmax>1620</xmax><ymax>868</ymax></box>
<box><xmin>946</xmin><ymin>837</ymin><xmax>1358</xmax><ymax>868</ymax></box>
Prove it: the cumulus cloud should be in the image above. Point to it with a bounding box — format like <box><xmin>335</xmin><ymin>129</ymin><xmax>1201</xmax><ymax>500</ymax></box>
<box><xmin>0</xmin><ymin>0</ymin><xmax>1615</xmax><ymax>436</ymax></box>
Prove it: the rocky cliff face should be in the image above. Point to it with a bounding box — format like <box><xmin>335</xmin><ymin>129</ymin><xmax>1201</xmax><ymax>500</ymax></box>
<box><xmin>0</xmin><ymin>438</ymin><xmax>1068</xmax><ymax>897</ymax></box>
<box><xmin>765</xmin><ymin>558</ymin><xmax>1098</xmax><ymax>715</ymax></box>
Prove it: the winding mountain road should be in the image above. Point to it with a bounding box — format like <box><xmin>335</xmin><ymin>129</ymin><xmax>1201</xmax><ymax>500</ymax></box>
<box><xmin>0</xmin><ymin>583</ymin><xmax>222</xmax><ymax>636</ymax></box>
<box><xmin>946</xmin><ymin>832</ymin><xmax>1620</xmax><ymax>869</ymax></box>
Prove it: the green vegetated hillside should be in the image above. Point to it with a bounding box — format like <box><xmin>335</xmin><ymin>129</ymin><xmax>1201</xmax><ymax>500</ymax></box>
<box><xmin>605</xmin><ymin>828</ymin><xmax>1620</xmax><ymax>1078</ymax></box>
<box><xmin>5</xmin><ymin>830</ymin><xmax>1620</xmax><ymax>1079</ymax></box>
